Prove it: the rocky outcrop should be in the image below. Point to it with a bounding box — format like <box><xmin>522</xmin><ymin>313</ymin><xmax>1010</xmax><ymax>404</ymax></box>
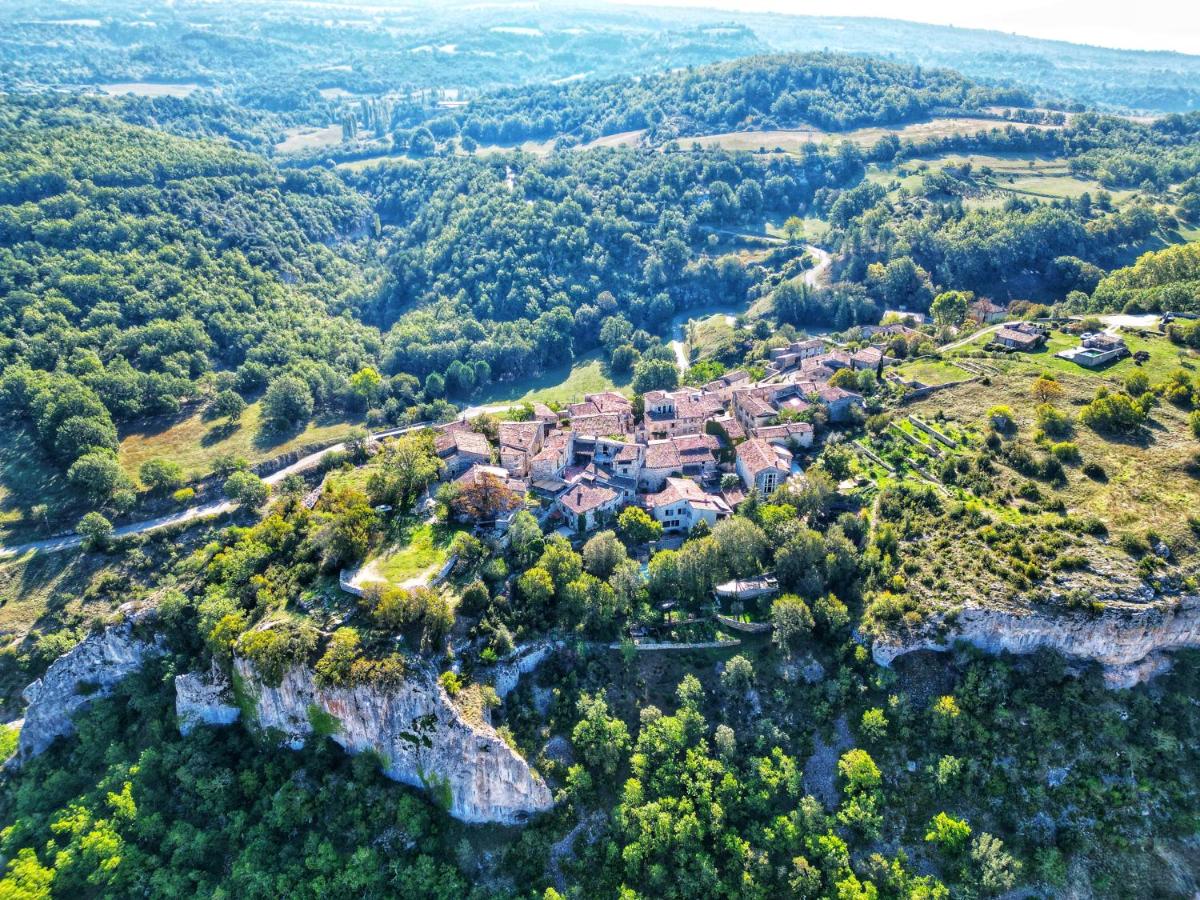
<box><xmin>175</xmin><ymin>667</ymin><xmax>240</xmax><ymax>735</ymax></box>
<box><xmin>18</xmin><ymin>604</ymin><xmax>163</xmax><ymax>759</ymax></box>
<box><xmin>872</xmin><ymin>595</ymin><xmax>1200</xmax><ymax>688</ymax></box>
<box><xmin>484</xmin><ymin>641</ymin><xmax>560</xmax><ymax>700</ymax></box>
<box><xmin>233</xmin><ymin>656</ymin><xmax>553</xmax><ymax>824</ymax></box>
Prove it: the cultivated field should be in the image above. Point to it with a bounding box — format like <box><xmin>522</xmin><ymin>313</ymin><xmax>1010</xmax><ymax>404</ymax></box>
<box><xmin>901</xmin><ymin>365</ymin><xmax>1200</xmax><ymax>544</ymax></box>
<box><xmin>868</xmin><ymin>152</ymin><xmax>1142</xmax><ymax>208</ymax></box>
<box><xmin>949</xmin><ymin>328</ymin><xmax>1191</xmax><ymax>384</ymax></box>
<box><xmin>275</xmin><ymin>124</ymin><xmax>345</xmax><ymax>153</ymax></box>
<box><xmin>99</xmin><ymin>82</ymin><xmax>202</xmax><ymax>97</ymax></box>
<box><xmin>685</xmin><ymin>117</ymin><xmax>1062</xmax><ymax>155</ymax></box>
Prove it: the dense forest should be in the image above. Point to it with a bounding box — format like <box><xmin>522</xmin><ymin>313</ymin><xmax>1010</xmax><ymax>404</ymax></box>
<box><xmin>404</xmin><ymin>54</ymin><xmax>1032</xmax><ymax>146</ymax></box>
<box><xmin>358</xmin><ymin>143</ymin><xmax>856</xmax><ymax>380</ymax></box>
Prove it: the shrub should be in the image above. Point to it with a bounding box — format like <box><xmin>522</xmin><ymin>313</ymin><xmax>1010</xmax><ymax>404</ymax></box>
<box><xmin>1118</xmin><ymin>533</ymin><xmax>1151</xmax><ymax>557</ymax></box>
<box><xmin>139</xmin><ymin>458</ymin><xmax>185</xmax><ymax>493</ymax></box>
<box><xmin>1034</xmin><ymin>403</ymin><xmax>1072</xmax><ymax>438</ymax></box>
<box><xmin>1080</xmin><ymin>390</ymin><xmax>1145</xmax><ymax>434</ymax></box>
<box><xmin>1050</xmin><ymin>441</ymin><xmax>1080</xmax><ymax>463</ymax></box>
<box><xmin>1124</xmin><ymin>370</ymin><xmax>1150</xmax><ymax>397</ymax></box>
<box><xmin>224</xmin><ymin>470</ymin><xmax>269</xmax><ymax>508</ymax></box>
<box><xmin>76</xmin><ymin>512</ymin><xmax>113</xmax><ymax>551</ymax></box>
<box><xmin>926</xmin><ymin>812</ymin><xmax>972</xmax><ymax>855</ymax></box>
<box><xmin>860</xmin><ymin>707</ymin><xmax>888</xmax><ymax>741</ymax></box>
<box><xmin>172</xmin><ymin>487</ymin><xmax>196</xmax><ymax>505</ymax></box>
<box><xmin>1081</xmin><ymin>461</ymin><xmax>1106</xmax><ymax>481</ymax></box>
<box><xmin>987</xmin><ymin>405</ymin><xmax>1015</xmax><ymax>431</ymax></box>
<box><xmin>314</xmin><ymin>627</ymin><xmax>362</xmax><ymax>687</ymax></box>
<box><xmin>237</xmin><ymin>621</ymin><xmax>319</xmax><ymax>687</ymax></box>
<box><xmin>771</xmin><ymin>594</ymin><xmax>814</xmax><ymax>653</ymax></box>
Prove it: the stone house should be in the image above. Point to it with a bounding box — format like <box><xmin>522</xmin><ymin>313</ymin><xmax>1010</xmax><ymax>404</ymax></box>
<box><xmin>642</xmin><ymin>477</ymin><xmax>731</xmax><ymax>532</ymax></box>
<box><xmin>735</xmin><ymin>438</ymin><xmax>792</xmax><ymax>494</ymax></box>
<box><xmin>498</xmin><ymin>421</ymin><xmax>545</xmax><ymax>478</ymax></box>
<box><xmin>435</xmin><ymin>429</ymin><xmax>491</xmax><ymax>478</ymax></box>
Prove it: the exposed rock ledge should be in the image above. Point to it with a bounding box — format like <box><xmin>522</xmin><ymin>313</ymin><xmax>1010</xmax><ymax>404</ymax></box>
<box><xmin>872</xmin><ymin>595</ymin><xmax>1200</xmax><ymax>688</ymax></box>
<box><xmin>175</xmin><ymin>666</ymin><xmax>240</xmax><ymax>735</ymax></box>
<box><xmin>18</xmin><ymin>604</ymin><xmax>163</xmax><ymax>759</ymax></box>
<box><xmin>230</xmin><ymin>656</ymin><xmax>554</xmax><ymax>825</ymax></box>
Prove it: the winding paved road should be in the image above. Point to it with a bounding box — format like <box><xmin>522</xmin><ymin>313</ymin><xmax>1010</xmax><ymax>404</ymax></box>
<box><xmin>670</xmin><ymin>244</ymin><xmax>832</xmax><ymax>373</ymax></box>
<box><xmin>0</xmin><ymin>423</ymin><xmax>431</xmax><ymax>561</ymax></box>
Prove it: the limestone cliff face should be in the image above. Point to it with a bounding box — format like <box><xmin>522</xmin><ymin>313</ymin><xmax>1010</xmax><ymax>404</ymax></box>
<box><xmin>18</xmin><ymin>604</ymin><xmax>163</xmax><ymax>759</ymax></box>
<box><xmin>873</xmin><ymin>595</ymin><xmax>1200</xmax><ymax>688</ymax></box>
<box><xmin>483</xmin><ymin>641</ymin><xmax>560</xmax><ymax>699</ymax></box>
<box><xmin>232</xmin><ymin>656</ymin><xmax>553</xmax><ymax>824</ymax></box>
<box><xmin>175</xmin><ymin>666</ymin><xmax>240</xmax><ymax>735</ymax></box>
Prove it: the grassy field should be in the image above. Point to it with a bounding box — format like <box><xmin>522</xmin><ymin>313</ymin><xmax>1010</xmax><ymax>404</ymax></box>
<box><xmin>950</xmin><ymin>329</ymin><xmax>1195</xmax><ymax>385</ymax></box>
<box><xmin>119</xmin><ymin>401</ymin><xmax>364</xmax><ymax>484</ymax></box>
<box><xmin>893</xmin><ymin>358</ymin><xmax>971</xmax><ymax>386</ymax></box>
<box><xmin>688</xmin><ymin>313</ymin><xmax>739</xmax><ymax>363</ymax></box>
<box><xmin>685</xmin><ymin>118</ymin><xmax>1060</xmax><ymax>155</ymax></box>
<box><xmin>99</xmin><ymin>82</ymin><xmax>200</xmax><ymax>97</ymax></box>
<box><xmin>581</xmin><ymin>129</ymin><xmax>646</xmax><ymax>149</ymax></box>
<box><xmin>688</xmin><ymin>128</ymin><xmax>826</xmax><ymax>153</ymax></box>
<box><xmin>870</xmin><ymin>152</ymin><xmax>1141</xmax><ymax>207</ymax></box>
<box><xmin>763</xmin><ymin>216</ymin><xmax>830</xmax><ymax>243</ymax></box>
<box><xmin>275</xmin><ymin>124</ymin><xmax>344</xmax><ymax>153</ymax></box>
<box><xmin>373</xmin><ymin>521</ymin><xmax>458</xmax><ymax>585</ymax></box>
<box><xmin>0</xmin><ymin>430</ymin><xmax>83</xmax><ymax>545</ymax></box>
<box><xmin>474</xmin><ymin>349</ymin><xmax>630</xmax><ymax>407</ymax></box>
<box><xmin>903</xmin><ymin>369</ymin><xmax>1200</xmax><ymax>545</ymax></box>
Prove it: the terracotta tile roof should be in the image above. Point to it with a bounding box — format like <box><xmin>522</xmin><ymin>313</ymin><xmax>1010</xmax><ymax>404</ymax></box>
<box><xmin>571</xmin><ymin>413</ymin><xmax>628</xmax><ymax>437</ymax></box>
<box><xmin>712</xmin><ymin>415</ymin><xmax>746</xmax><ymax>441</ymax></box>
<box><xmin>611</xmin><ymin>442</ymin><xmax>642</xmax><ymax>462</ymax></box>
<box><xmin>559</xmin><ymin>481</ymin><xmax>619</xmax><ymax>515</ymax></box>
<box><xmin>543</xmin><ymin>430</ymin><xmax>571</xmax><ymax>449</ymax></box>
<box><xmin>531</xmin><ymin>443</ymin><xmax>564</xmax><ymax>464</ymax></box>
<box><xmin>853</xmin><ymin>346</ymin><xmax>883</xmax><ymax>365</ymax></box>
<box><xmin>644</xmin><ymin>477</ymin><xmax>731</xmax><ymax>514</ymax></box>
<box><xmin>675</xmin><ymin>394</ymin><xmax>722</xmax><ymax>420</ymax></box>
<box><xmin>569</xmin><ymin>391</ymin><xmax>631</xmax><ymax>418</ymax></box>
<box><xmin>643</xmin><ymin>440</ymin><xmax>682</xmax><ymax>470</ymax></box>
<box><xmin>996</xmin><ymin>327</ymin><xmax>1041</xmax><ymax>348</ymax></box>
<box><xmin>532</xmin><ymin>402</ymin><xmax>558</xmax><ymax>421</ymax></box>
<box><xmin>733</xmin><ymin>390</ymin><xmax>775</xmax><ymax>418</ymax></box>
<box><xmin>645</xmin><ymin>390</ymin><xmax>720</xmax><ymax>422</ymax></box>
<box><xmin>498</xmin><ymin>421</ymin><xmax>543</xmax><ymax>451</ymax></box>
<box><xmin>815</xmin><ymin>384</ymin><xmax>861</xmax><ymax>404</ymax></box>
<box><xmin>436</xmin><ymin>429</ymin><xmax>490</xmax><ymax>456</ymax></box>
<box><xmin>704</xmin><ymin>370</ymin><xmax>749</xmax><ymax>391</ymax></box>
<box><xmin>737</xmin><ymin>438</ymin><xmax>789</xmax><ymax>476</ymax></box>
<box><xmin>752</xmin><ymin>422</ymin><xmax>813</xmax><ymax>442</ymax></box>
<box><xmin>454</xmin><ymin>463</ymin><xmax>522</xmax><ymax>490</ymax></box>
<box><xmin>778</xmin><ymin>396</ymin><xmax>811</xmax><ymax>414</ymax></box>
<box><xmin>818</xmin><ymin>349</ymin><xmax>852</xmax><ymax>367</ymax></box>
<box><xmin>671</xmin><ymin>433</ymin><xmax>719</xmax><ymax>454</ymax></box>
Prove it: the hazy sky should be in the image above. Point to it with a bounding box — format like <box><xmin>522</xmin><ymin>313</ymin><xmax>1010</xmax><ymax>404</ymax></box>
<box><xmin>612</xmin><ymin>0</ymin><xmax>1200</xmax><ymax>55</ymax></box>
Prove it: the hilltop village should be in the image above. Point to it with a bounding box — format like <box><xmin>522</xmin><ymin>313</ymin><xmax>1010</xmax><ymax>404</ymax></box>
<box><xmin>431</xmin><ymin>334</ymin><xmax>888</xmax><ymax>539</ymax></box>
